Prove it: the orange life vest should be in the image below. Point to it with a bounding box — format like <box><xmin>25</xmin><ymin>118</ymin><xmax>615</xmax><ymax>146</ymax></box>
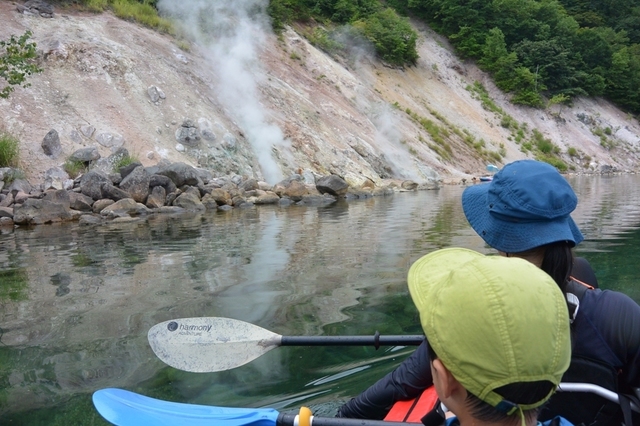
<box><xmin>383</xmin><ymin>385</ymin><xmax>438</xmax><ymax>423</ymax></box>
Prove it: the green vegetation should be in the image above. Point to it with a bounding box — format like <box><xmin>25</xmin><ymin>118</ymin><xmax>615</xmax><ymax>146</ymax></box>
<box><xmin>112</xmin><ymin>154</ymin><xmax>139</xmax><ymax>172</ymax></box>
<box><xmin>401</xmin><ymin>100</ymin><xmax>505</xmax><ymax>164</ymax></box>
<box><xmin>0</xmin><ymin>132</ymin><xmax>19</xmax><ymax>168</ymax></box>
<box><xmin>75</xmin><ymin>0</ymin><xmax>172</xmax><ymax>32</ymax></box>
<box><xmin>64</xmin><ymin>151</ymin><xmax>140</xmax><ymax>178</ymax></box>
<box><xmin>537</xmin><ymin>154</ymin><xmax>568</xmax><ymax>172</ymax></box>
<box><xmin>351</xmin><ymin>8</ymin><xmax>418</xmax><ymax>65</ymax></box>
<box><xmin>110</xmin><ymin>0</ymin><xmax>172</xmax><ymax>33</ymax></box>
<box><xmin>389</xmin><ymin>0</ymin><xmax>640</xmax><ymax>114</ymax></box>
<box><xmin>307</xmin><ymin>27</ymin><xmax>344</xmax><ymax>55</ymax></box>
<box><xmin>63</xmin><ymin>159</ymin><xmax>87</xmax><ymax>179</ymax></box>
<box><xmin>465</xmin><ymin>81</ymin><xmax>570</xmax><ymax>169</ymax></box>
<box><xmin>268</xmin><ymin>0</ymin><xmax>418</xmax><ymax>66</ymax></box>
<box><xmin>405</xmin><ymin>108</ymin><xmax>451</xmax><ymax>159</ymax></box>
<box><xmin>82</xmin><ymin>0</ymin><xmax>109</xmax><ymax>13</ymax></box>
<box><xmin>0</xmin><ymin>30</ymin><xmax>42</xmax><ymax>99</ymax></box>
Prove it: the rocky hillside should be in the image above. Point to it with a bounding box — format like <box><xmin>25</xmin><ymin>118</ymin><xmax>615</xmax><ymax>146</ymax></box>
<box><xmin>2</xmin><ymin>1</ymin><xmax>640</xmax><ymax>189</ymax></box>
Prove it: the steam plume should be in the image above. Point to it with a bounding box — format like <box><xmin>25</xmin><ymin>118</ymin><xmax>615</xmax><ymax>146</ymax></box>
<box><xmin>158</xmin><ymin>0</ymin><xmax>289</xmax><ymax>183</ymax></box>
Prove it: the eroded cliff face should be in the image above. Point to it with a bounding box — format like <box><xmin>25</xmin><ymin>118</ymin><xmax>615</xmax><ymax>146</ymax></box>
<box><xmin>1</xmin><ymin>2</ymin><xmax>640</xmax><ymax>189</ymax></box>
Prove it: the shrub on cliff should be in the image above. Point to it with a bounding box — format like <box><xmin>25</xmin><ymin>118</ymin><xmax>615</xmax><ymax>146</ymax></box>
<box><xmin>112</xmin><ymin>154</ymin><xmax>140</xmax><ymax>172</ymax></box>
<box><xmin>0</xmin><ymin>30</ymin><xmax>42</xmax><ymax>99</ymax></box>
<box><xmin>0</xmin><ymin>132</ymin><xmax>19</xmax><ymax>168</ymax></box>
<box><xmin>63</xmin><ymin>159</ymin><xmax>87</xmax><ymax>179</ymax></box>
<box><xmin>352</xmin><ymin>8</ymin><xmax>418</xmax><ymax>66</ymax></box>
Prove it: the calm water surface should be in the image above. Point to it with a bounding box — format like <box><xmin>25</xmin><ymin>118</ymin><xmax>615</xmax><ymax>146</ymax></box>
<box><xmin>1</xmin><ymin>175</ymin><xmax>640</xmax><ymax>425</ymax></box>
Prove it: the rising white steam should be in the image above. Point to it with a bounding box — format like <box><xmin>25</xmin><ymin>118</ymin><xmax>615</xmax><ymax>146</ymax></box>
<box><xmin>329</xmin><ymin>26</ymin><xmax>431</xmax><ymax>181</ymax></box>
<box><xmin>157</xmin><ymin>0</ymin><xmax>289</xmax><ymax>184</ymax></box>
<box><xmin>369</xmin><ymin>103</ymin><xmax>421</xmax><ymax>180</ymax></box>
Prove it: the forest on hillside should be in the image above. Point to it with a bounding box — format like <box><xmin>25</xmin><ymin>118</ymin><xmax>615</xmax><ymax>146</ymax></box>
<box><xmin>265</xmin><ymin>0</ymin><xmax>640</xmax><ymax>115</ymax></box>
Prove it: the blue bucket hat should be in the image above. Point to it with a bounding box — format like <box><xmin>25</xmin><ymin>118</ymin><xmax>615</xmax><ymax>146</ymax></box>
<box><xmin>462</xmin><ymin>160</ymin><xmax>584</xmax><ymax>253</ymax></box>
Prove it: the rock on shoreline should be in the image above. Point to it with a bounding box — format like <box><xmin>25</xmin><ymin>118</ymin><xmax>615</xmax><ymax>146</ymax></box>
<box><xmin>0</xmin><ymin>160</ymin><xmax>437</xmax><ymax>228</ymax></box>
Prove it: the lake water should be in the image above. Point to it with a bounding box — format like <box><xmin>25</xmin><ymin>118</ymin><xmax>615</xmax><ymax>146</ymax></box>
<box><xmin>1</xmin><ymin>174</ymin><xmax>640</xmax><ymax>425</ymax></box>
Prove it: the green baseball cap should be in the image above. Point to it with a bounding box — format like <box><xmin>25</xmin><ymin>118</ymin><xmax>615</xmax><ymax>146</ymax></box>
<box><xmin>407</xmin><ymin>248</ymin><xmax>571</xmax><ymax>413</ymax></box>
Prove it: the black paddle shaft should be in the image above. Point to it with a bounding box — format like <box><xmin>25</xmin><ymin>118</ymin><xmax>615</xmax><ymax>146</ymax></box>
<box><xmin>278</xmin><ymin>412</ymin><xmax>410</xmax><ymax>426</ymax></box>
<box><xmin>280</xmin><ymin>333</ymin><xmax>424</xmax><ymax>349</ymax></box>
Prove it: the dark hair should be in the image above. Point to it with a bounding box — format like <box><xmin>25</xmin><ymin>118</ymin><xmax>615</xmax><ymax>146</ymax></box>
<box><xmin>464</xmin><ymin>383</ymin><xmax>553</xmax><ymax>425</ymax></box>
<box><xmin>512</xmin><ymin>241</ymin><xmax>573</xmax><ymax>293</ymax></box>
<box><xmin>539</xmin><ymin>241</ymin><xmax>573</xmax><ymax>293</ymax></box>
<box><xmin>426</xmin><ymin>340</ymin><xmax>554</xmax><ymax>425</ymax></box>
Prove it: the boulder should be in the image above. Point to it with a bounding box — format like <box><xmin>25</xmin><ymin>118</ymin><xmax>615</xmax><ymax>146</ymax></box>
<box><xmin>13</xmin><ymin>198</ymin><xmax>73</xmax><ymax>225</ymax></box>
<box><xmin>146</xmin><ymin>185</ymin><xmax>166</xmax><ymax>208</ymax></box>
<box><xmin>149</xmin><ymin>174</ymin><xmax>177</xmax><ymax>194</ymax></box>
<box><xmin>68</xmin><ymin>192</ymin><xmax>94</xmax><ymax>211</ymax></box>
<box><xmin>17</xmin><ymin>0</ymin><xmax>54</xmax><ymax>17</ymax></box>
<box><xmin>81</xmin><ymin>170</ymin><xmax>110</xmax><ymax>200</ymax></box>
<box><xmin>43</xmin><ymin>167</ymin><xmax>72</xmax><ymax>190</ymax></box>
<box><xmin>252</xmin><ymin>191</ymin><xmax>280</xmax><ymax>205</ymax></box>
<box><xmin>175</xmin><ymin>119</ymin><xmax>200</xmax><ymax>146</ymax></box>
<box><xmin>41</xmin><ymin>129</ymin><xmax>61</xmax><ymax>157</ymax></box>
<box><xmin>7</xmin><ymin>179</ymin><xmax>32</xmax><ymax>194</ymax></box>
<box><xmin>316</xmin><ymin>175</ymin><xmax>349</xmax><ymax>196</ymax></box>
<box><xmin>119</xmin><ymin>166</ymin><xmax>150</xmax><ymax>203</ymax></box>
<box><xmin>42</xmin><ymin>189</ymin><xmax>71</xmax><ymax>209</ymax></box>
<box><xmin>157</xmin><ymin>162</ymin><xmax>202</xmax><ymax>187</ymax></box>
<box><xmin>101</xmin><ymin>183</ymin><xmax>131</xmax><ymax>201</ymax></box>
<box><xmin>100</xmin><ymin>198</ymin><xmax>150</xmax><ymax>218</ymax></box>
<box><xmin>92</xmin><ymin>198</ymin><xmax>115</xmax><ymax>214</ymax></box>
<box><xmin>172</xmin><ymin>192</ymin><xmax>205</xmax><ymax>211</ymax></box>
<box><xmin>69</xmin><ymin>147</ymin><xmax>100</xmax><ymax>163</ymax></box>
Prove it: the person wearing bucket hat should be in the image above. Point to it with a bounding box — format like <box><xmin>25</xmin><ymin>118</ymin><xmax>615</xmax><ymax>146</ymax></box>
<box><xmin>407</xmin><ymin>248</ymin><xmax>572</xmax><ymax>426</ymax></box>
<box><xmin>461</xmin><ymin>160</ymin><xmax>586</xmax><ymax>291</ymax></box>
<box><xmin>337</xmin><ymin>160</ymin><xmax>640</xmax><ymax>425</ymax></box>
<box><xmin>462</xmin><ymin>160</ymin><xmax>640</xmax><ymax>426</ymax></box>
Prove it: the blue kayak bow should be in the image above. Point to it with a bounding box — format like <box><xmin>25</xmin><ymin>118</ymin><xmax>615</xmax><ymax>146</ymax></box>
<box><xmin>93</xmin><ymin>388</ymin><xmax>410</xmax><ymax>426</ymax></box>
<box><xmin>93</xmin><ymin>385</ymin><xmax>640</xmax><ymax>425</ymax></box>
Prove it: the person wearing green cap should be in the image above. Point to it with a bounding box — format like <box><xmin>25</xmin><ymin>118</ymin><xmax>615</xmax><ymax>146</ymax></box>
<box><xmin>406</xmin><ymin>247</ymin><xmax>572</xmax><ymax>426</ymax></box>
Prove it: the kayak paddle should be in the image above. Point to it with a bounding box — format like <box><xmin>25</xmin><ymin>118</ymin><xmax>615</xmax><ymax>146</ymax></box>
<box><xmin>148</xmin><ymin>317</ymin><xmax>424</xmax><ymax>373</ymax></box>
<box><xmin>93</xmin><ymin>388</ymin><xmax>411</xmax><ymax>426</ymax></box>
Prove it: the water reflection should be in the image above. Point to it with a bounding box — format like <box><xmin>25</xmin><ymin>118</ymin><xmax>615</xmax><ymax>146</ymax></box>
<box><xmin>1</xmin><ymin>175</ymin><xmax>640</xmax><ymax>424</ymax></box>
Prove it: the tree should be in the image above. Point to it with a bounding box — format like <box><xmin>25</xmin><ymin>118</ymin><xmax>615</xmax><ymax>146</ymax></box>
<box><xmin>513</xmin><ymin>38</ymin><xmax>577</xmax><ymax>93</ymax></box>
<box><xmin>353</xmin><ymin>8</ymin><xmax>418</xmax><ymax>66</ymax></box>
<box><xmin>479</xmin><ymin>27</ymin><xmax>509</xmax><ymax>73</ymax></box>
<box><xmin>605</xmin><ymin>45</ymin><xmax>640</xmax><ymax>112</ymax></box>
<box><xmin>511</xmin><ymin>66</ymin><xmax>545</xmax><ymax>107</ymax></box>
<box><xmin>0</xmin><ymin>30</ymin><xmax>42</xmax><ymax>99</ymax></box>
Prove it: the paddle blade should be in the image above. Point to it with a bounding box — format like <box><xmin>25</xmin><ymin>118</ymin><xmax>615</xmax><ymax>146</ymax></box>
<box><xmin>148</xmin><ymin>317</ymin><xmax>282</xmax><ymax>372</ymax></box>
<box><xmin>486</xmin><ymin>164</ymin><xmax>500</xmax><ymax>173</ymax></box>
<box><xmin>93</xmin><ymin>388</ymin><xmax>280</xmax><ymax>426</ymax></box>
